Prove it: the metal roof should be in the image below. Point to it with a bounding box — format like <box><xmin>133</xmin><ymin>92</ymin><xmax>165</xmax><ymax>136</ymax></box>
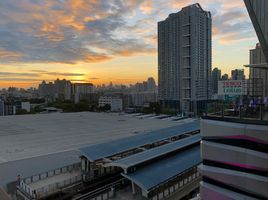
<box><xmin>79</xmin><ymin>120</ymin><xmax>200</xmax><ymax>161</ymax></box>
<box><xmin>0</xmin><ymin>112</ymin><xmax>182</xmax><ymax>163</ymax></box>
<box><xmin>121</xmin><ymin>146</ymin><xmax>201</xmax><ymax>192</ymax></box>
<box><xmin>105</xmin><ymin>134</ymin><xmax>201</xmax><ymax>170</ymax></box>
<box><xmin>0</xmin><ymin>150</ymin><xmax>80</xmax><ymax>186</ymax></box>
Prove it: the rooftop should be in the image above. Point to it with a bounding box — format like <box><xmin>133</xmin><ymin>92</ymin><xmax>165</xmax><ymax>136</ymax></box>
<box><xmin>122</xmin><ymin>145</ymin><xmax>201</xmax><ymax>192</ymax></box>
<box><xmin>79</xmin><ymin>120</ymin><xmax>199</xmax><ymax>161</ymax></box>
<box><xmin>0</xmin><ymin>112</ymin><xmax>191</xmax><ymax>163</ymax></box>
<box><xmin>105</xmin><ymin>134</ymin><xmax>201</xmax><ymax>171</ymax></box>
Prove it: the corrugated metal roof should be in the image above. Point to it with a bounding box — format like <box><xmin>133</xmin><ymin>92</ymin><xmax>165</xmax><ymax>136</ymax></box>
<box><xmin>0</xmin><ymin>150</ymin><xmax>80</xmax><ymax>186</ymax></box>
<box><xmin>121</xmin><ymin>146</ymin><xmax>201</xmax><ymax>192</ymax></box>
<box><xmin>106</xmin><ymin>134</ymin><xmax>201</xmax><ymax>170</ymax></box>
<box><xmin>0</xmin><ymin>112</ymin><xmax>182</xmax><ymax>163</ymax></box>
<box><xmin>79</xmin><ymin>121</ymin><xmax>200</xmax><ymax>161</ymax></box>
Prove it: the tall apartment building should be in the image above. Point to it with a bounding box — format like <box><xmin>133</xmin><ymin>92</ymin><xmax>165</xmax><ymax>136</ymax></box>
<box><xmin>158</xmin><ymin>3</ymin><xmax>212</xmax><ymax>115</ymax></box>
<box><xmin>244</xmin><ymin>0</ymin><xmax>268</xmax><ymax>63</ymax></box>
<box><xmin>211</xmin><ymin>68</ymin><xmax>221</xmax><ymax>94</ymax></box>
<box><xmin>249</xmin><ymin>43</ymin><xmax>268</xmax><ymax>97</ymax></box>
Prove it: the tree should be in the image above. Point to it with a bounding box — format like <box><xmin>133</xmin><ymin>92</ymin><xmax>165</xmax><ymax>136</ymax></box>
<box><xmin>103</xmin><ymin>104</ymin><xmax>111</xmax><ymax>111</ymax></box>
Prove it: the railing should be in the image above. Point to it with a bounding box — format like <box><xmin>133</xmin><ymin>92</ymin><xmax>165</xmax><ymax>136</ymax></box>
<box><xmin>34</xmin><ymin>175</ymin><xmax>82</xmax><ymax>199</ymax></box>
<box><xmin>73</xmin><ymin>178</ymin><xmax>127</xmax><ymax>200</ymax></box>
<box><xmin>205</xmin><ymin>100</ymin><xmax>268</xmax><ymax>124</ymax></box>
<box><xmin>18</xmin><ymin>173</ymin><xmax>82</xmax><ymax>199</ymax></box>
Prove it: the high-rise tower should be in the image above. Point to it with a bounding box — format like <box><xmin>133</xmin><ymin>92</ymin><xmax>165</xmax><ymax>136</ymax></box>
<box><xmin>158</xmin><ymin>3</ymin><xmax>212</xmax><ymax>115</ymax></box>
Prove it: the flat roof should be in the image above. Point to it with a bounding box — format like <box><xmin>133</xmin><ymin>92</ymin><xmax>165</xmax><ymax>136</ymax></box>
<box><xmin>121</xmin><ymin>146</ymin><xmax>201</xmax><ymax>192</ymax></box>
<box><xmin>79</xmin><ymin>120</ymin><xmax>200</xmax><ymax>161</ymax></box>
<box><xmin>105</xmin><ymin>134</ymin><xmax>201</xmax><ymax>170</ymax></box>
<box><xmin>0</xmin><ymin>112</ymin><xmax>185</xmax><ymax>163</ymax></box>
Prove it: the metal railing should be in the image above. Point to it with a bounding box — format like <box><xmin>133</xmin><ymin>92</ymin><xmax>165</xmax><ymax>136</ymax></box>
<box><xmin>205</xmin><ymin>100</ymin><xmax>268</xmax><ymax>123</ymax></box>
<box><xmin>73</xmin><ymin>178</ymin><xmax>127</xmax><ymax>200</ymax></box>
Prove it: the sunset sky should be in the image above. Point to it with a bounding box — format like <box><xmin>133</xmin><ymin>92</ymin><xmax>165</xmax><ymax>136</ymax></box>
<box><xmin>0</xmin><ymin>0</ymin><xmax>258</xmax><ymax>88</ymax></box>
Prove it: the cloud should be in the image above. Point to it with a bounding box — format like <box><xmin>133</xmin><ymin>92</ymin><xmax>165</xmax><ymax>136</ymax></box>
<box><xmin>0</xmin><ymin>0</ymin><xmax>256</xmax><ymax>65</ymax></box>
<box><xmin>139</xmin><ymin>0</ymin><xmax>153</xmax><ymax>14</ymax></box>
<box><xmin>0</xmin><ymin>72</ymin><xmax>40</xmax><ymax>77</ymax></box>
<box><xmin>31</xmin><ymin>70</ymin><xmax>85</xmax><ymax>76</ymax></box>
<box><xmin>0</xmin><ymin>0</ymin><xmax>155</xmax><ymax>64</ymax></box>
<box><xmin>0</xmin><ymin>78</ymin><xmax>41</xmax><ymax>82</ymax></box>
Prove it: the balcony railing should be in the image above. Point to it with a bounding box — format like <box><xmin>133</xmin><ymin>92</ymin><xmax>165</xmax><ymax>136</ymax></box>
<box><xmin>204</xmin><ymin>100</ymin><xmax>268</xmax><ymax>124</ymax></box>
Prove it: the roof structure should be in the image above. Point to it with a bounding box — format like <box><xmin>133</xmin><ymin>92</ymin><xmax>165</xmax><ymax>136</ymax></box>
<box><xmin>105</xmin><ymin>134</ymin><xmax>201</xmax><ymax>171</ymax></box>
<box><xmin>79</xmin><ymin>120</ymin><xmax>200</xmax><ymax>161</ymax></box>
<box><xmin>0</xmin><ymin>112</ymin><xmax>184</xmax><ymax>163</ymax></box>
<box><xmin>0</xmin><ymin>150</ymin><xmax>80</xmax><ymax>186</ymax></box>
<box><xmin>121</xmin><ymin>146</ymin><xmax>201</xmax><ymax>193</ymax></box>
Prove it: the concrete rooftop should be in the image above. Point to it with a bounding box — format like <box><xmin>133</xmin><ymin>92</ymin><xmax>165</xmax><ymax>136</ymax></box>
<box><xmin>0</xmin><ymin>112</ymin><xmax>186</xmax><ymax>163</ymax></box>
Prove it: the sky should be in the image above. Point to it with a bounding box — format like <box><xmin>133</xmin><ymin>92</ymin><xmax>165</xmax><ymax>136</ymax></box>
<box><xmin>0</xmin><ymin>0</ymin><xmax>258</xmax><ymax>88</ymax></box>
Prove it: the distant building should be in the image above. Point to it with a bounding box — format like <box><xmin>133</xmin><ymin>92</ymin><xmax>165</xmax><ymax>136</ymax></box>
<box><xmin>158</xmin><ymin>3</ymin><xmax>212</xmax><ymax>115</ymax></box>
<box><xmin>0</xmin><ymin>99</ymin><xmax>16</xmax><ymax>116</ymax></box>
<box><xmin>128</xmin><ymin>77</ymin><xmax>158</xmax><ymax>107</ymax></box>
<box><xmin>73</xmin><ymin>83</ymin><xmax>94</xmax><ymax>103</ymax></box>
<box><xmin>38</xmin><ymin>81</ymin><xmax>55</xmax><ymax>99</ymax></box>
<box><xmin>21</xmin><ymin>102</ymin><xmax>31</xmax><ymax>112</ymax></box>
<box><xmin>147</xmin><ymin>77</ymin><xmax>157</xmax><ymax>92</ymax></box>
<box><xmin>231</xmin><ymin>69</ymin><xmax>245</xmax><ymax>80</ymax></box>
<box><xmin>0</xmin><ymin>100</ymin><xmax>4</xmax><ymax>116</ymax></box>
<box><xmin>129</xmin><ymin>92</ymin><xmax>158</xmax><ymax>107</ymax></box>
<box><xmin>98</xmin><ymin>96</ymin><xmax>123</xmax><ymax>112</ymax></box>
<box><xmin>221</xmin><ymin>74</ymin><xmax>229</xmax><ymax>80</ymax></box>
<box><xmin>54</xmin><ymin>79</ymin><xmax>72</xmax><ymax>101</ymax></box>
<box><xmin>4</xmin><ymin>104</ymin><xmax>16</xmax><ymax>115</ymax></box>
<box><xmin>211</xmin><ymin>68</ymin><xmax>221</xmax><ymax>94</ymax></box>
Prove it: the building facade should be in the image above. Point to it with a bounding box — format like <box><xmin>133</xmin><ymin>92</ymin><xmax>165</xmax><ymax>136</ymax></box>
<box><xmin>249</xmin><ymin>43</ymin><xmax>268</xmax><ymax>97</ymax></box>
<box><xmin>73</xmin><ymin>83</ymin><xmax>94</xmax><ymax>103</ymax></box>
<box><xmin>98</xmin><ymin>96</ymin><xmax>123</xmax><ymax>112</ymax></box>
<box><xmin>199</xmin><ymin>118</ymin><xmax>268</xmax><ymax>199</ymax></box>
<box><xmin>0</xmin><ymin>100</ymin><xmax>4</xmax><ymax>116</ymax></box>
<box><xmin>158</xmin><ymin>3</ymin><xmax>212</xmax><ymax>115</ymax></box>
<box><xmin>244</xmin><ymin>0</ymin><xmax>268</xmax><ymax>63</ymax></box>
<box><xmin>54</xmin><ymin>79</ymin><xmax>72</xmax><ymax>101</ymax></box>
<box><xmin>211</xmin><ymin>68</ymin><xmax>221</xmax><ymax>95</ymax></box>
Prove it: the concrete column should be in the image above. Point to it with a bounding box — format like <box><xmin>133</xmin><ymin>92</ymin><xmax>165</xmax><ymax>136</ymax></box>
<box><xmin>132</xmin><ymin>181</ymin><xmax>136</xmax><ymax>195</ymax></box>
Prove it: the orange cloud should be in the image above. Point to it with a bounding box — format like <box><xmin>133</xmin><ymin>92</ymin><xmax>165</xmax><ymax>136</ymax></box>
<box><xmin>84</xmin><ymin>55</ymin><xmax>112</xmax><ymax>63</ymax></box>
<box><xmin>0</xmin><ymin>49</ymin><xmax>22</xmax><ymax>60</ymax></box>
<box><xmin>140</xmin><ymin>0</ymin><xmax>153</xmax><ymax>14</ymax></box>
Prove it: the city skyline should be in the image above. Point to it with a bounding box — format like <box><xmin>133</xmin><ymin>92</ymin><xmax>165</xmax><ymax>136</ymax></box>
<box><xmin>0</xmin><ymin>0</ymin><xmax>257</xmax><ymax>88</ymax></box>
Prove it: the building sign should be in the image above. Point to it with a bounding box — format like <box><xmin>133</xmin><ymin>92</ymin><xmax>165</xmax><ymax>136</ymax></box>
<box><xmin>218</xmin><ymin>80</ymin><xmax>245</xmax><ymax>95</ymax></box>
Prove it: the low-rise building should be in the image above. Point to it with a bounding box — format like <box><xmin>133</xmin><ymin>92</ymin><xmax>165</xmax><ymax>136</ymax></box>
<box><xmin>98</xmin><ymin>96</ymin><xmax>123</xmax><ymax>112</ymax></box>
<box><xmin>73</xmin><ymin>83</ymin><xmax>94</xmax><ymax>103</ymax></box>
<box><xmin>0</xmin><ymin>100</ymin><xmax>4</xmax><ymax>116</ymax></box>
<box><xmin>21</xmin><ymin>102</ymin><xmax>31</xmax><ymax>112</ymax></box>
